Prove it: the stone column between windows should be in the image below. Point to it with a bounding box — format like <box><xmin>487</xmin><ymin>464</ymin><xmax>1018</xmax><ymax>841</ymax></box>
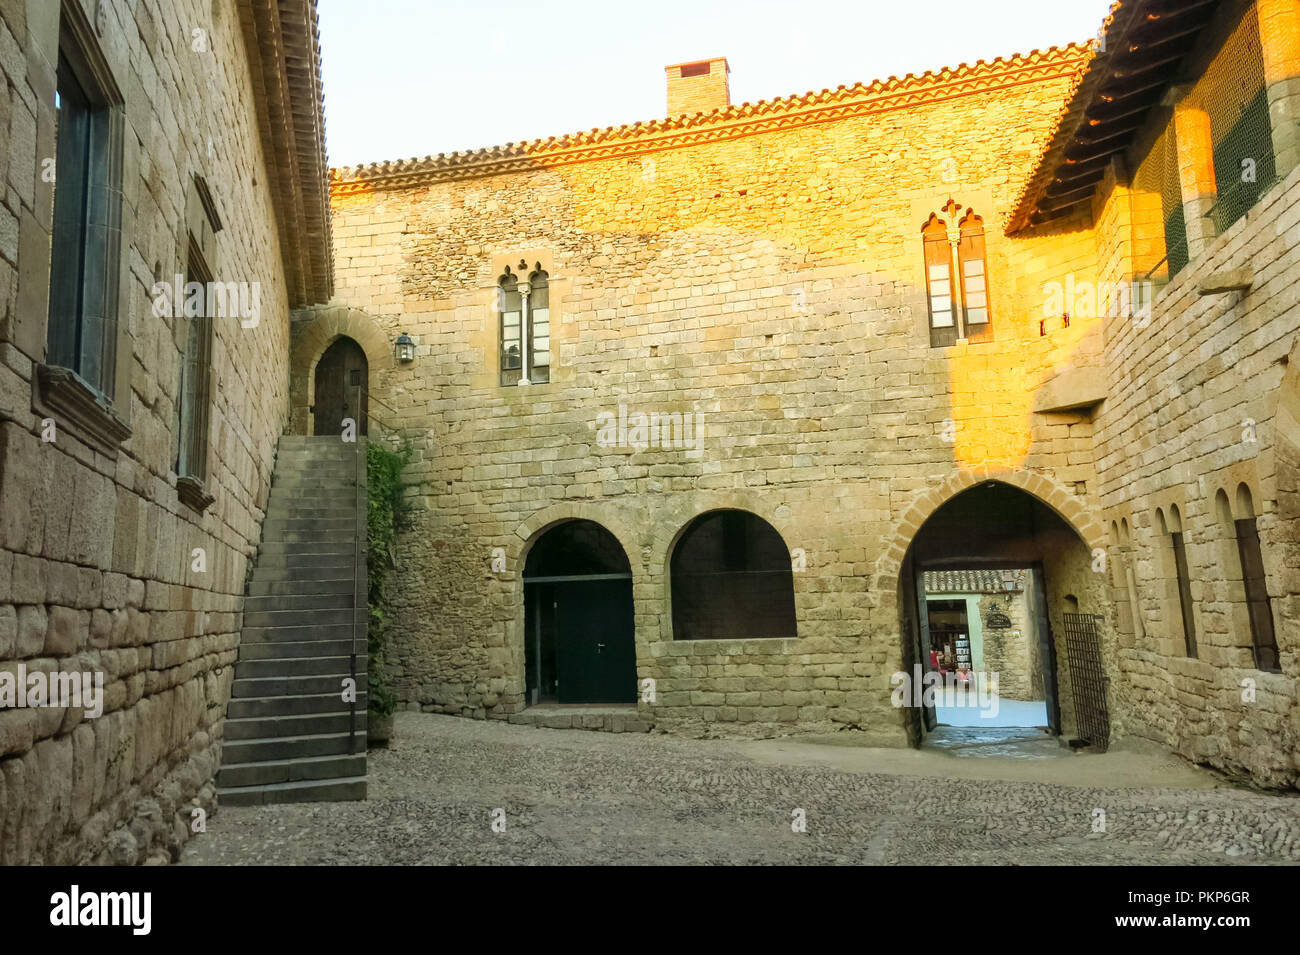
<box><xmin>1258</xmin><ymin>0</ymin><xmax>1300</xmax><ymax>180</ymax></box>
<box><xmin>518</xmin><ymin>278</ymin><xmax>533</xmax><ymax>385</ymax></box>
<box><xmin>1172</xmin><ymin>91</ymin><xmax>1219</xmax><ymax>261</ymax></box>
<box><xmin>945</xmin><ymin>219</ymin><xmax>966</xmax><ymax>340</ymax></box>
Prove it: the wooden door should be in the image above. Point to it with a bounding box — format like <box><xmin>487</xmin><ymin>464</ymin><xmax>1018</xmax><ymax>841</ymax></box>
<box><xmin>313</xmin><ymin>338</ymin><xmax>368</xmax><ymax>436</ymax></box>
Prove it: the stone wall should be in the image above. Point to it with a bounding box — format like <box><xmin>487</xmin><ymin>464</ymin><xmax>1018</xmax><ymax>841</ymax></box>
<box><xmin>0</xmin><ymin>0</ymin><xmax>301</xmax><ymax>863</ymax></box>
<box><xmin>976</xmin><ymin>591</ymin><xmax>1040</xmax><ymax>701</ymax></box>
<box><xmin>324</xmin><ymin>49</ymin><xmax>1114</xmax><ymax>744</ymax></box>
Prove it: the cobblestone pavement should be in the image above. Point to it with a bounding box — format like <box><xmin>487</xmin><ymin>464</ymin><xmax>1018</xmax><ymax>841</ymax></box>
<box><xmin>181</xmin><ymin>713</ymin><xmax>1300</xmax><ymax>865</ymax></box>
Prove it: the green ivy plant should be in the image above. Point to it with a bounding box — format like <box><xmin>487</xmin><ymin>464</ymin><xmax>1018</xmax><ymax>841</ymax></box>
<box><xmin>366</xmin><ymin>439</ymin><xmax>411</xmax><ymax>720</ymax></box>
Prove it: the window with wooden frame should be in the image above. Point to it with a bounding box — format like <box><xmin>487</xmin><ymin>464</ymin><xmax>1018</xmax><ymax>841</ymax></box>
<box><xmin>957</xmin><ymin>210</ymin><xmax>992</xmax><ymax>344</ymax></box>
<box><xmin>923</xmin><ymin>214</ymin><xmax>956</xmax><ymax>348</ymax></box>
<box><xmin>498</xmin><ymin>262</ymin><xmax>550</xmax><ymax>386</ymax></box>
<box><xmin>46</xmin><ymin>10</ymin><xmax>125</xmax><ymax>398</ymax></box>
<box><xmin>923</xmin><ymin>204</ymin><xmax>992</xmax><ymax>347</ymax></box>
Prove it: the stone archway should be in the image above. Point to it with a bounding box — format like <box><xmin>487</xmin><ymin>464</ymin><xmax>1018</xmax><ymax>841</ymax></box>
<box><xmin>874</xmin><ymin>467</ymin><xmax>1106</xmax><ymax>603</ymax></box>
<box><xmin>885</xmin><ymin>471</ymin><xmax>1110</xmax><ymax>746</ymax></box>
<box><xmin>289</xmin><ymin>304</ymin><xmax>393</xmax><ymax>435</ymax></box>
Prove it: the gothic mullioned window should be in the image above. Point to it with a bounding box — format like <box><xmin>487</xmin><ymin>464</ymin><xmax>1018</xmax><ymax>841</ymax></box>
<box><xmin>498</xmin><ymin>262</ymin><xmax>550</xmax><ymax>386</ymax></box>
<box><xmin>923</xmin><ymin>202</ymin><xmax>993</xmax><ymax>347</ymax></box>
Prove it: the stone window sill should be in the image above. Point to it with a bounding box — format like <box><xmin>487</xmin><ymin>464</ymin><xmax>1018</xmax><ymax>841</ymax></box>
<box><xmin>34</xmin><ymin>364</ymin><xmax>131</xmax><ymax>456</ymax></box>
<box><xmin>177</xmin><ymin>475</ymin><xmax>216</xmax><ymax>514</ymax></box>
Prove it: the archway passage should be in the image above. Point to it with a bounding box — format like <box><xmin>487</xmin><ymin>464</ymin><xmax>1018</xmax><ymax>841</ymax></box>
<box><xmin>898</xmin><ymin>481</ymin><xmax>1104</xmax><ymax>750</ymax></box>
<box><xmin>313</xmin><ymin>336</ymin><xmax>368</xmax><ymax>436</ymax></box>
<box><xmin>524</xmin><ymin>520</ymin><xmax>636</xmax><ymax>705</ymax></box>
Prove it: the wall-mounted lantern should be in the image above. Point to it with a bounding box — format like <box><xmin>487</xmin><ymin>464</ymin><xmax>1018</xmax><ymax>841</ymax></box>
<box><xmin>394</xmin><ymin>332</ymin><xmax>416</xmax><ymax>363</ymax></box>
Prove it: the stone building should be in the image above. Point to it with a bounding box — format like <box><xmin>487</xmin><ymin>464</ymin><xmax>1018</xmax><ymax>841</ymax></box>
<box><xmin>0</xmin><ymin>0</ymin><xmax>331</xmax><ymax>863</ymax></box>
<box><xmin>320</xmin><ymin>0</ymin><xmax>1299</xmax><ymax>790</ymax></box>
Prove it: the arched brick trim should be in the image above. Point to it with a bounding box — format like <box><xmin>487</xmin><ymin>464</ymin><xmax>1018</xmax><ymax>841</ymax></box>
<box><xmin>512</xmin><ymin>504</ymin><xmax>640</xmax><ymax>576</ymax></box>
<box><xmin>874</xmin><ymin>468</ymin><xmax>1105</xmax><ymax>602</ymax></box>
<box><xmin>289</xmin><ymin>303</ymin><xmax>394</xmax><ymax>434</ymax></box>
<box><xmin>649</xmin><ymin>497</ymin><xmax>800</xmax><ymax>644</ymax></box>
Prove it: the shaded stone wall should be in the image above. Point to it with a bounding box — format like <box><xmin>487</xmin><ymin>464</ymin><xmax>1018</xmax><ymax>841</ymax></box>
<box><xmin>0</xmin><ymin>0</ymin><xmax>298</xmax><ymax>863</ymax></box>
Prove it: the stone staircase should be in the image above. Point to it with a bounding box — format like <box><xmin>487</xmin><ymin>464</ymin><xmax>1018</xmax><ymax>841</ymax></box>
<box><xmin>216</xmin><ymin>435</ymin><xmax>369</xmax><ymax>805</ymax></box>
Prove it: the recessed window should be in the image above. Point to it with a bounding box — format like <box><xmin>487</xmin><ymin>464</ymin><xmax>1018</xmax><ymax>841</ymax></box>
<box><xmin>176</xmin><ymin>237</ymin><xmax>213</xmax><ymax>485</ymax></box>
<box><xmin>671</xmin><ymin>510</ymin><xmax>797</xmax><ymax>640</ymax></box>
<box><xmin>1232</xmin><ymin>486</ymin><xmax>1279</xmax><ymax>671</ymax></box>
<box><xmin>498</xmin><ymin>263</ymin><xmax>550</xmax><ymax>386</ymax></box>
<box><xmin>680</xmin><ymin>61</ymin><xmax>710</xmax><ymax>77</ymax></box>
<box><xmin>923</xmin><ymin>204</ymin><xmax>992</xmax><ymax>347</ymax></box>
<box><xmin>46</xmin><ymin>17</ymin><xmax>125</xmax><ymax>398</ymax></box>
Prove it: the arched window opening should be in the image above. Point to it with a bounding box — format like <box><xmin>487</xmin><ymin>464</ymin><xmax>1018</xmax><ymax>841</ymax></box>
<box><xmin>923</xmin><ymin>214</ymin><xmax>956</xmax><ymax>348</ymax></box>
<box><xmin>958</xmin><ymin>210</ymin><xmax>992</xmax><ymax>343</ymax></box>
<box><xmin>1167</xmin><ymin>504</ymin><xmax>1197</xmax><ymax>657</ymax></box>
<box><xmin>1232</xmin><ymin>485</ymin><xmax>1279</xmax><ymax>671</ymax></box>
<box><xmin>498</xmin><ymin>262</ymin><xmax>550</xmax><ymax>386</ymax></box>
<box><xmin>671</xmin><ymin>510</ymin><xmax>797</xmax><ymax>640</ymax></box>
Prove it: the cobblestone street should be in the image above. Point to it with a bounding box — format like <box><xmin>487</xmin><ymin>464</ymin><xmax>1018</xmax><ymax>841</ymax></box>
<box><xmin>181</xmin><ymin>714</ymin><xmax>1300</xmax><ymax>865</ymax></box>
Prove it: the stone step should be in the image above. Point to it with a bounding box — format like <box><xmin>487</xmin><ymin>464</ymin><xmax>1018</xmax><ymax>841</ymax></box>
<box><xmin>216</xmin><ymin>776</ymin><xmax>368</xmax><ymax>806</ymax></box>
<box><xmin>257</xmin><ymin>530</ymin><xmax>358</xmax><ymax>546</ymax></box>
<box><xmin>271</xmin><ymin>477</ymin><xmax>361</xmax><ymax>491</ymax></box>
<box><xmin>216</xmin><ymin>753</ymin><xmax>367</xmax><ymax>789</ymax></box>
<box><xmin>507</xmin><ymin>706</ymin><xmax>653</xmax><ymax>733</ymax></box>
<box><xmin>220</xmin><ymin>730</ymin><xmax>367</xmax><ymax>763</ymax></box>
<box><xmin>228</xmin><ymin>692</ymin><xmax>368</xmax><ymax>719</ymax></box>
<box><xmin>243</xmin><ymin>592</ymin><xmax>355</xmax><ymax>613</ymax></box>
<box><xmin>240</xmin><ymin>623</ymin><xmax>356</xmax><ymax>644</ymax></box>
<box><xmin>242</xmin><ymin>607</ymin><xmax>363</xmax><ymax>629</ymax></box>
<box><xmin>262</xmin><ymin>517</ymin><xmax>357</xmax><ymax>535</ymax></box>
<box><xmin>224</xmin><ymin>711</ymin><xmax>365</xmax><ymax>740</ymax></box>
<box><xmin>231</xmin><ymin>673</ymin><xmax>365</xmax><ymax>697</ymax></box>
<box><xmin>246</xmin><ymin>577</ymin><xmax>354</xmax><ymax>597</ymax></box>
<box><xmin>263</xmin><ymin>505</ymin><xmax>358</xmax><ymax>520</ymax></box>
<box><xmin>249</xmin><ymin>555</ymin><xmax>355</xmax><ymax>576</ymax></box>
<box><xmin>256</xmin><ymin>540</ymin><xmax>356</xmax><ymax>557</ymax></box>
<box><xmin>234</xmin><ymin>654</ymin><xmax>364</xmax><ymax>678</ymax></box>
<box><xmin>238</xmin><ymin>638</ymin><xmax>363</xmax><ymax>660</ymax></box>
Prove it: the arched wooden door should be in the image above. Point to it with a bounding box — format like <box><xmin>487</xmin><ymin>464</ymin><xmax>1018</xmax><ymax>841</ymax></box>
<box><xmin>313</xmin><ymin>337</ymin><xmax>368</xmax><ymax>436</ymax></box>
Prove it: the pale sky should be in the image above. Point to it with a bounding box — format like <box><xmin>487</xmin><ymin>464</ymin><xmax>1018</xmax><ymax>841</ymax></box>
<box><xmin>318</xmin><ymin>0</ymin><xmax>1116</xmax><ymax>168</ymax></box>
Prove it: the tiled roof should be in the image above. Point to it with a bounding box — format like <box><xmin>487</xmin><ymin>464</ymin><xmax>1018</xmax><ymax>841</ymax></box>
<box><xmin>923</xmin><ymin>569</ymin><xmax>1025</xmax><ymax>594</ymax></box>
<box><xmin>1008</xmin><ymin>0</ymin><xmax>1224</xmax><ymax>232</ymax></box>
<box><xmin>331</xmin><ymin>45</ymin><xmax>1092</xmax><ymax>195</ymax></box>
<box><xmin>238</xmin><ymin>0</ymin><xmax>334</xmax><ymax>306</ymax></box>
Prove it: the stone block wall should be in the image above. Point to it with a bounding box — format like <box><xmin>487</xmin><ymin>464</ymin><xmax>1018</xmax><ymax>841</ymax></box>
<box><xmin>324</xmin><ymin>50</ymin><xmax>1117</xmax><ymax>743</ymax></box>
<box><xmin>0</xmin><ymin>0</ymin><xmax>298</xmax><ymax>863</ymax></box>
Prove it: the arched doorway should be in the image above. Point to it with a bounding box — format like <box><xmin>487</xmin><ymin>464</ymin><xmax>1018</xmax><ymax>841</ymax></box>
<box><xmin>523</xmin><ymin>520</ymin><xmax>636</xmax><ymax>705</ymax></box>
<box><xmin>313</xmin><ymin>336</ymin><xmax>368</xmax><ymax>436</ymax></box>
<box><xmin>897</xmin><ymin>480</ymin><xmax>1106</xmax><ymax>748</ymax></box>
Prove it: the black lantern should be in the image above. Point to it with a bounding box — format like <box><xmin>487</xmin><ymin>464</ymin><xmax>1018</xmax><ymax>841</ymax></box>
<box><xmin>394</xmin><ymin>332</ymin><xmax>415</xmax><ymax>363</ymax></box>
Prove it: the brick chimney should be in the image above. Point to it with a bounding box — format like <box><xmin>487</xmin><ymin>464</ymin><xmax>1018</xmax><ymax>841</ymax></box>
<box><xmin>665</xmin><ymin>57</ymin><xmax>730</xmax><ymax>116</ymax></box>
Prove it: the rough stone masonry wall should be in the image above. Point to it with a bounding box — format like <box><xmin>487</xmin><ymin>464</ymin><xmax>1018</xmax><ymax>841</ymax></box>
<box><xmin>1093</xmin><ymin>155</ymin><xmax>1300</xmax><ymax>790</ymax></box>
<box><xmin>976</xmin><ymin>590</ymin><xmax>1039</xmax><ymax>701</ymax></box>
<box><xmin>327</xmin><ymin>55</ymin><xmax>1116</xmax><ymax>742</ymax></box>
<box><xmin>0</xmin><ymin>0</ymin><xmax>293</xmax><ymax>862</ymax></box>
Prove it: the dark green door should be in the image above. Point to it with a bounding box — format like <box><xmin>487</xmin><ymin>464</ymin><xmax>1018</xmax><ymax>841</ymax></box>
<box><xmin>554</xmin><ymin>578</ymin><xmax>635</xmax><ymax>704</ymax></box>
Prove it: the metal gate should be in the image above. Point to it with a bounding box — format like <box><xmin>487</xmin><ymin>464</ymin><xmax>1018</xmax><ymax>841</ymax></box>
<box><xmin>1061</xmin><ymin>612</ymin><xmax>1110</xmax><ymax>752</ymax></box>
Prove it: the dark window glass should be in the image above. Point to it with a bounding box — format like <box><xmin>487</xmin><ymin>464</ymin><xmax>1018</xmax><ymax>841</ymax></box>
<box><xmin>1235</xmin><ymin>518</ymin><xmax>1279</xmax><ymax>671</ymax></box>
<box><xmin>47</xmin><ymin>50</ymin><xmax>121</xmax><ymax>396</ymax></box>
<box><xmin>1171</xmin><ymin>532</ymin><xmax>1197</xmax><ymax>657</ymax></box>
<box><xmin>671</xmin><ymin>510</ymin><xmax>797</xmax><ymax>640</ymax></box>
